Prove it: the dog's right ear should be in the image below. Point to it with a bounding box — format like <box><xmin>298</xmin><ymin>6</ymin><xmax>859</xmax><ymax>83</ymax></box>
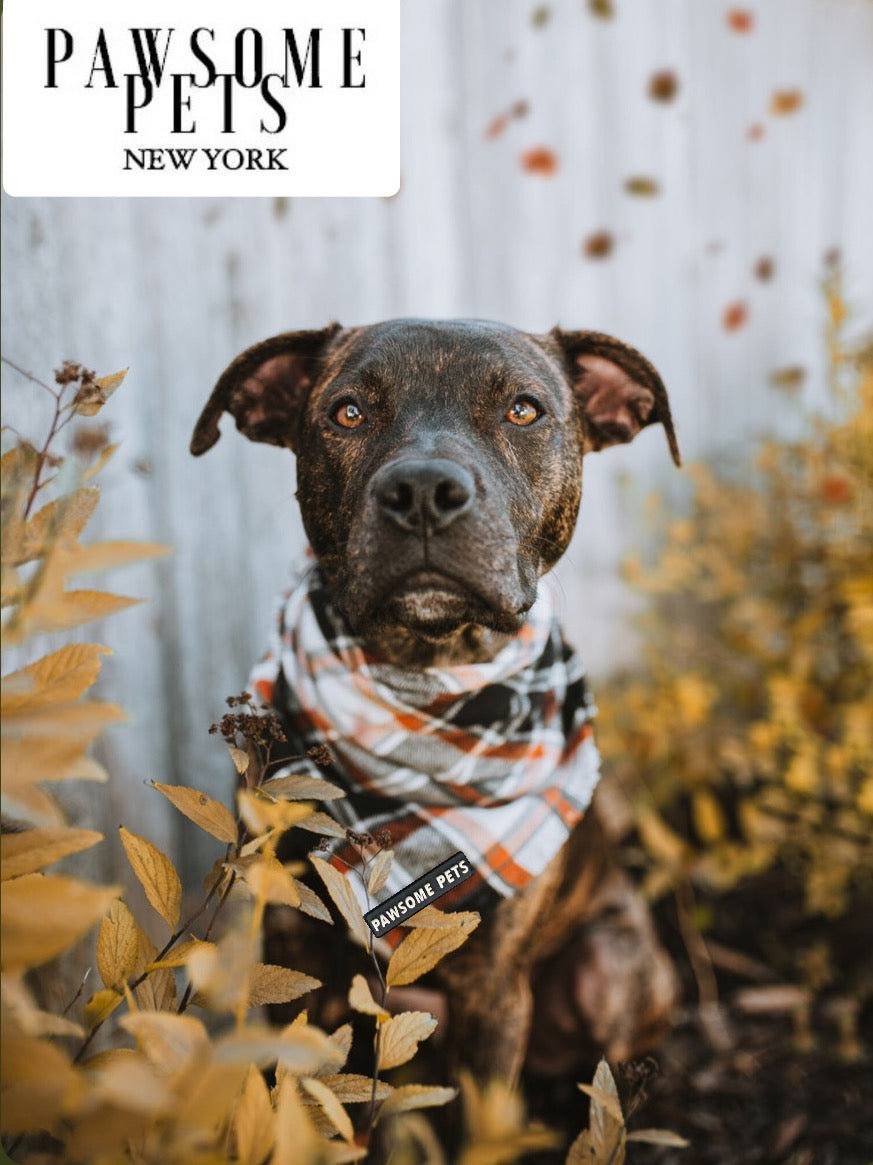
<box><xmin>190</xmin><ymin>323</ymin><xmax>343</xmax><ymax>456</ymax></box>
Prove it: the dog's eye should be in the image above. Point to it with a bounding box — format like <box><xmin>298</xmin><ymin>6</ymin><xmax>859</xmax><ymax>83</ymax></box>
<box><xmin>506</xmin><ymin>398</ymin><xmax>541</xmax><ymax>426</ymax></box>
<box><xmin>333</xmin><ymin>400</ymin><xmax>366</xmax><ymax>429</ymax></box>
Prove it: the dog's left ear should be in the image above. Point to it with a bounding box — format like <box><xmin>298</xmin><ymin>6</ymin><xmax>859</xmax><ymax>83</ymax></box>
<box><xmin>190</xmin><ymin>323</ymin><xmax>343</xmax><ymax>456</ymax></box>
<box><xmin>550</xmin><ymin>329</ymin><xmax>680</xmax><ymax>466</ymax></box>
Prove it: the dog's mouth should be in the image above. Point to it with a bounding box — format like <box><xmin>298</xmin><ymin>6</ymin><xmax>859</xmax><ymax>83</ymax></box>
<box><xmin>376</xmin><ymin>569</ymin><xmax>526</xmax><ymax>640</ymax></box>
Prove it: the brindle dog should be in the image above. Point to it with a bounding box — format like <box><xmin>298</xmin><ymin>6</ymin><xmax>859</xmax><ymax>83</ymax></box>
<box><xmin>191</xmin><ymin>319</ymin><xmax>678</xmax><ymax>1083</ymax></box>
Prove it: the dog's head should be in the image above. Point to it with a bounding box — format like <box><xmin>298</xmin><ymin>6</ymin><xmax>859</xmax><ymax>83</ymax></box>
<box><xmin>192</xmin><ymin>319</ymin><xmax>678</xmax><ymax>656</ymax></box>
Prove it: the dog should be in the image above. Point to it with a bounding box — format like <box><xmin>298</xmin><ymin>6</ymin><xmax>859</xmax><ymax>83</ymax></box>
<box><xmin>190</xmin><ymin>319</ymin><xmax>679</xmax><ymax>1084</ymax></box>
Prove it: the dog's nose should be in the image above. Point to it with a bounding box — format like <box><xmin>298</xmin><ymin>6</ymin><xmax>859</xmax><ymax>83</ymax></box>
<box><xmin>374</xmin><ymin>458</ymin><xmax>475</xmax><ymax>533</ymax></box>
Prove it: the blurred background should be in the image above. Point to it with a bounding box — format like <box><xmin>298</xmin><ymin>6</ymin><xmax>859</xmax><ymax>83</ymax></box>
<box><xmin>2</xmin><ymin>2</ymin><xmax>872</xmax><ymax>1155</ymax></box>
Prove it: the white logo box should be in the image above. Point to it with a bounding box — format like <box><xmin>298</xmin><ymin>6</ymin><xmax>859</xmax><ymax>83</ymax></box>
<box><xmin>2</xmin><ymin>0</ymin><xmax>399</xmax><ymax>197</ymax></box>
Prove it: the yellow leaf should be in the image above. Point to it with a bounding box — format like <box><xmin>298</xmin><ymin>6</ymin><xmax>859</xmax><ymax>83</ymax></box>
<box><xmin>129</xmin><ymin>920</ymin><xmax>177</xmax><ymax>1012</ymax></box>
<box><xmin>229</xmin><ymin>745</ymin><xmax>250</xmax><ymax>774</ymax></box>
<box><xmin>1</xmin><ymin>971</ymin><xmax>84</xmax><ymax>1038</ymax></box>
<box><xmin>311</xmin><ymin>856</ymin><xmax>370</xmax><ymax>947</ymax></box>
<box><xmin>237</xmin><ymin>789</ymin><xmax>314</xmax><ymax>836</ymax></box>
<box><xmin>408</xmin><ymin>906</ymin><xmax>481</xmax><ymax>930</ymax></box>
<box><xmin>367</xmin><ymin>849</ymin><xmax>394</xmax><ymax>895</ymax></box>
<box><xmin>1</xmin><ymin>643</ymin><xmax>111</xmax><ymax>711</ymax></box>
<box><xmin>302</xmin><ymin>1075</ymin><xmax>355</xmax><ymax>1143</ymax></box>
<box><xmin>234</xmin><ymin>1064</ymin><xmax>274</xmax><ymax>1165</ymax></box>
<box><xmin>120</xmin><ymin>1011</ymin><xmax>209</xmax><ymax>1074</ymax></box>
<box><xmin>272</xmin><ymin>1077</ymin><xmax>324</xmax><ymax>1165</ymax></box>
<box><xmin>0</xmin><ymin>1029</ymin><xmax>83</xmax><ymax>1136</ymax></box>
<box><xmin>152</xmin><ymin>782</ymin><xmax>238</xmax><ymax>845</ymax></box>
<box><xmin>145</xmin><ymin>937</ymin><xmax>214</xmax><ymax>971</ymax></box>
<box><xmin>8</xmin><ymin>587</ymin><xmax>141</xmax><ymax>644</ymax></box>
<box><xmin>263</xmin><ymin>772</ymin><xmax>347</xmax><ymax>800</ymax></box>
<box><xmin>626</xmin><ymin>1129</ymin><xmax>690</xmax><ymax>1147</ymax></box>
<box><xmin>248</xmin><ymin>963</ymin><xmax>321</xmax><ymax>1007</ymax></box>
<box><xmin>82</xmin><ymin>442</ymin><xmax>119</xmax><ymax>481</ymax></box>
<box><xmin>292</xmin><ymin>878</ymin><xmax>334</xmax><ymax>924</ymax></box>
<box><xmin>215</xmin><ymin>1024</ymin><xmax>345</xmax><ymax>1074</ymax></box>
<box><xmin>19</xmin><ymin>486</ymin><xmax>100</xmax><ymax>564</ymax></box>
<box><xmin>119</xmin><ymin>827</ymin><xmax>182</xmax><ymax>929</ymax></box>
<box><xmin>386</xmin><ymin>913</ymin><xmax>480</xmax><ymax>987</ymax></box>
<box><xmin>379</xmin><ymin>1011</ymin><xmax>438</xmax><ymax>1069</ymax></box>
<box><xmin>692</xmin><ymin>790</ymin><xmax>726</xmax><ymax>844</ymax></box>
<box><xmin>187</xmin><ymin>929</ymin><xmax>253</xmax><ymax>1013</ymax></box>
<box><xmin>97</xmin><ymin>898</ymin><xmax>140</xmax><ymax>988</ymax></box>
<box><xmin>1</xmin><ymin>827</ymin><xmax>102</xmax><ymax>880</ymax></box>
<box><xmin>348</xmin><ymin>973</ymin><xmax>389</xmax><ymax>1022</ymax></box>
<box><xmin>84</xmin><ymin>987</ymin><xmax>123</xmax><ymax>1030</ymax></box>
<box><xmin>1</xmin><ymin>873</ymin><xmax>119</xmax><ymax>970</ymax></box>
<box><xmin>236</xmin><ymin>854</ymin><xmax>302</xmax><ymax>908</ymax></box>
<box><xmin>62</xmin><ymin>540</ymin><xmax>170</xmax><ymax>578</ymax></box>
<box><xmin>316</xmin><ymin>1073</ymin><xmax>392</xmax><ymax>1103</ymax></box>
<box><xmin>72</xmin><ymin>368</ymin><xmax>128</xmax><ymax>416</ymax></box>
<box><xmin>586</xmin><ymin>1058</ymin><xmax>626</xmax><ymax>1164</ymax></box>
<box><xmin>377</xmin><ymin>1084</ymin><xmax>457</xmax><ymax>1122</ymax></box>
<box><xmin>294</xmin><ymin>811</ymin><xmax>349</xmax><ymax>839</ymax></box>
<box><xmin>637</xmin><ymin>807</ymin><xmax>692</xmax><ymax>872</ymax></box>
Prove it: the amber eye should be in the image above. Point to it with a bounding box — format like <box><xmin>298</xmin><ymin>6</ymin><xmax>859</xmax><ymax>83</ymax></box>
<box><xmin>506</xmin><ymin>398</ymin><xmax>541</xmax><ymax>426</ymax></box>
<box><xmin>333</xmin><ymin>400</ymin><xmax>366</xmax><ymax>429</ymax></box>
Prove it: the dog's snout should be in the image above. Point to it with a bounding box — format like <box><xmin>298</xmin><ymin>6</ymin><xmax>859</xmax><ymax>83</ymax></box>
<box><xmin>374</xmin><ymin>458</ymin><xmax>475</xmax><ymax>533</ymax></box>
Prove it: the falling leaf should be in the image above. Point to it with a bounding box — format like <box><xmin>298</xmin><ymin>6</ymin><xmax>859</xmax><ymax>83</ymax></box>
<box><xmin>311</xmin><ymin>856</ymin><xmax>370</xmax><ymax>947</ymax></box>
<box><xmin>727</xmin><ymin>8</ymin><xmax>754</xmax><ymax>33</ymax></box>
<box><xmin>722</xmin><ymin>301</ymin><xmax>749</xmax><ymax>331</ymax></box>
<box><xmin>770</xmin><ymin>89</ymin><xmax>804</xmax><ymax>116</ymax></box>
<box><xmin>747</xmin><ymin>123</ymin><xmax>765</xmax><ymax>141</ymax></box>
<box><xmin>648</xmin><ymin>70</ymin><xmax>678</xmax><ymax>102</ymax></box>
<box><xmin>377</xmin><ymin>1084</ymin><xmax>457</xmax><ymax>1123</ymax></box>
<box><xmin>97</xmin><ymin>899</ymin><xmax>140</xmax><ymax>988</ymax></box>
<box><xmin>754</xmin><ymin>256</ymin><xmax>775</xmax><ymax>281</ymax></box>
<box><xmin>379</xmin><ymin>1011</ymin><xmax>438</xmax><ymax>1069</ymax></box>
<box><xmin>386</xmin><ymin>913</ymin><xmax>480</xmax><ymax>986</ymax></box>
<box><xmin>510</xmin><ymin>100</ymin><xmax>530</xmax><ymax>119</ymax></box>
<box><xmin>769</xmin><ymin>366</ymin><xmax>806</xmax><ymax>390</ymax></box>
<box><xmin>152</xmin><ymin>782</ymin><xmax>238</xmax><ymax>845</ymax></box>
<box><xmin>248</xmin><ymin>964</ymin><xmax>321</xmax><ymax>1007</ymax></box>
<box><xmin>624</xmin><ymin>175</ymin><xmax>660</xmax><ymax>197</ymax></box>
<box><xmin>1</xmin><ymin>827</ymin><xmax>102</xmax><ymax>880</ymax></box>
<box><xmin>819</xmin><ymin>473</ymin><xmax>854</xmax><ymax>505</ymax></box>
<box><xmin>531</xmin><ymin>6</ymin><xmax>551</xmax><ymax>27</ymax></box>
<box><xmin>520</xmin><ymin>147</ymin><xmax>559</xmax><ymax>176</ymax></box>
<box><xmin>583</xmin><ymin>231</ymin><xmax>615</xmax><ymax>259</ymax></box>
<box><xmin>119</xmin><ymin>827</ymin><xmax>182</xmax><ymax>929</ymax></box>
<box><xmin>484</xmin><ymin>114</ymin><xmax>509</xmax><ymax>141</ymax></box>
<box><xmin>589</xmin><ymin>0</ymin><xmax>614</xmax><ymax>18</ymax></box>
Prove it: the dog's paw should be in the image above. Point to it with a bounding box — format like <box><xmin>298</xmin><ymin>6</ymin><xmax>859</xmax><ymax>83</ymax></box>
<box><xmin>526</xmin><ymin>879</ymin><xmax>677</xmax><ymax>1074</ymax></box>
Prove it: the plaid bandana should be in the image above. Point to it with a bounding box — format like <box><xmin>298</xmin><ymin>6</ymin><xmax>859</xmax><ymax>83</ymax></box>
<box><xmin>249</xmin><ymin>564</ymin><xmax>600</xmax><ymax>935</ymax></box>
